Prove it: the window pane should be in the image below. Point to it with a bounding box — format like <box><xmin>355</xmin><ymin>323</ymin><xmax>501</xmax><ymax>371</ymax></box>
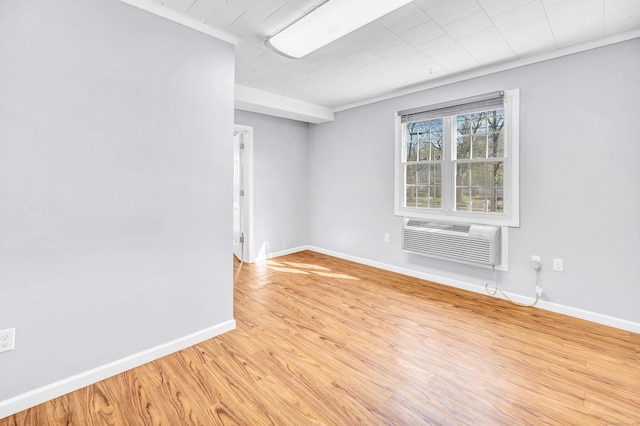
<box><xmin>457</xmin><ymin>136</ymin><xmax>470</xmax><ymax>159</ymax></box>
<box><xmin>487</xmin><ymin>132</ymin><xmax>504</xmax><ymax>158</ymax></box>
<box><xmin>405</xmin><ymin>123</ymin><xmax>420</xmax><ymax>141</ymax></box>
<box><xmin>472</xmin><ymin>134</ymin><xmax>487</xmax><ymax>159</ymax></box>
<box><xmin>471</xmin><ymin>162</ymin><xmax>487</xmax><ymax>187</ymax></box>
<box><xmin>432</xmin><ymin>163</ymin><xmax>441</xmax><ymax>185</ymax></box>
<box><xmin>488</xmin><ymin>187</ymin><xmax>504</xmax><ymax>213</ymax></box>
<box><xmin>487</xmin><ymin>109</ymin><xmax>504</xmax><ymax>132</ymax></box>
<box><xmin>408</xmin><ymin>119</ymin><xmax>445</xmax><ymax>162</ymax></box>
<box><xmin>417</xmin><ymin>165</ymin><xmax>441</xmax><ymax>192</ymax></box>
<box><xmin>488</xmin><ymin>161</ymin><xmax>503</xmax><ymax>186</ymax></box>
<box><xmin>456</xmin><ymin>163</ymin><xmax>470</xmax><ymax>186</ymax></box>
<box><xmin>418</xmin><ymin>141</ymin><xmax>428</xmax><ymax>161</ymax></box>
<box><xmin>406</xmin><ymin>186</ymin><xmax>416</xmax><ymax>207</ymax></box>
<box><xmin>456</xmin><ymin>188</ymin><xmax>470</xmax><ymax>211</ymax></box>
<box><xmin>416</xmin><ymin>186</ymin><xmax>429</xmax><ymax>207</ymax></box>
<box><xmin>431</xmin><ymin>138</ymin><xmax>443</xmax><ymax>160</ymax></box>
<box><xmin>417</xmin><ymin>165</ymin><xmax>429</xmax><ymax>184</ymax></box>
<box><xmin>406</xmin><ymin>165</ymin><xmax>417</xmax><ymax>185</ymax></box>
<box><xmin>430</xmin><ymin>119</ymin><xmax>443</xmax><ymax>133</ymax></box>
<box><xmin>471</xmin><ymin>189</ymin><xmax>487</xmax><ymax>212</ymax></box>
<box><xmin>430</xmin><ymin>119</ymin><xmax>443</xmax><ymax>159</ymax></box>
<box><xmin>457</xmin><ymin>115</ymin><xmax>471</xmax><ymax>136</ymax></box>
<box><xmin>472</xmin><ymin>112</ymin><xmax>486</xmax><ymax>133</ymax></box>
<box><xmin>406</xmin><ymin>141</ymin><xmax>417</xmax><ymax>161</ymax></box>
<box><xmin>432</xmin><ymin>186</ymin><xmax>442</xmax><ymax>208</ymax></box>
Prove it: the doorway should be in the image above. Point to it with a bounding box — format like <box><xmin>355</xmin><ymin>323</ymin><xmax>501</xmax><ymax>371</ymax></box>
<box><xmin>233</xmin><ymin>125</ymin><xmax>253</xmax><ymax>263</ymax></box>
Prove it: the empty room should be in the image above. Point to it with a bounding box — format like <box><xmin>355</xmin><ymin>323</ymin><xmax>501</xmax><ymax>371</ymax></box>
<box><xmin>1</xmin><ymin>0</ymin><xmax>639</xmax><ymax>424</ymax></box>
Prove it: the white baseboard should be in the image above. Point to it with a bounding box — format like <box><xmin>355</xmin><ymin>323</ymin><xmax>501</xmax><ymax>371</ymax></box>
<box><xmin>0</xmin><ymin>319</ymin><xmax>236</xmax><ymax>419</ymax></box>
<box><xmin>305</xmin><ymin>246</ymin><xmax>640</xmax><ymax>335</ymax></box>
<box><xmin>255</xmin><ymin>245</ymin><xmax>310</xmax><ymax>262</ymax></box>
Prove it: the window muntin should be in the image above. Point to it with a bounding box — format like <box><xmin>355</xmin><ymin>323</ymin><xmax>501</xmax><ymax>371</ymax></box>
<box><xmin>395</xmin><ymin>89</ymin><xmax>519</xmax><ymax>227</ymax></box>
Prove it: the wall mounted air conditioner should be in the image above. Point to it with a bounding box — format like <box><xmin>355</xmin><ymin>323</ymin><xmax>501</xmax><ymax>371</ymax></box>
<box><xmin>402</xmin><ymin>219</ymin><xmax>501</xmax><ymax>266</ymax></box>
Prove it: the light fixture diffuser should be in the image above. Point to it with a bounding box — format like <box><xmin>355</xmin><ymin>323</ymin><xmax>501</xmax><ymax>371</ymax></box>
<box><xmin>266</xmin><ymin>0</ymin><xmax>413</xmax><ymax>59</ymax></box>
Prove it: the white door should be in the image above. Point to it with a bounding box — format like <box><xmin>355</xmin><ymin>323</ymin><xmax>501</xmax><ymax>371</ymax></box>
<box><xmin>233</xmin><ymin>131</ymin><xmax>244</xmax><ymax>261</ymax></box>
<box><xmin>233</xmin><ymin>126</ymin><xmax>253</xmax><ymax>262</ymax></box>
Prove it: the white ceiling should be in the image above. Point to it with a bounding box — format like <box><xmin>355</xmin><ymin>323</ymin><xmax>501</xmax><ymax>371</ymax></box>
<box><xmin>135</xmin><ymin>0</ymin><xmax>640</xmax><ymax>121</ymax></box>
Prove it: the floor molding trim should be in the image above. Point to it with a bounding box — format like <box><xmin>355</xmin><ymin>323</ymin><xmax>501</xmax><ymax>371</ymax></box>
<box><xmin>0</xmin><ymin>320</ymin><xmax>236</xmax><ymax>419</ymax></box>
<box><xmin>306</xmin><ymin>246</ymin><xmax>640</xmax><ymax>335</ymax></box>
<box><xmin>259</xmin><ymin>245</ymin><xmax>310</xmax><ymax>261</ymax></box>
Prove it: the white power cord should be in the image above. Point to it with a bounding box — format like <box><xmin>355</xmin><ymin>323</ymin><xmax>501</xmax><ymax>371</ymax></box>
<box><xmin>485</xmin><ymin>265</ymin><xmax>541</xmax><ymax>307</ymax></box>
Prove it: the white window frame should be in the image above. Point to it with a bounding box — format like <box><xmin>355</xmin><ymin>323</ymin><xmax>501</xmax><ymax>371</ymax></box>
<box><xmin>394</xmin><ymin>89</ymin><xmax>520</xmax><ymax>227</ymax></box>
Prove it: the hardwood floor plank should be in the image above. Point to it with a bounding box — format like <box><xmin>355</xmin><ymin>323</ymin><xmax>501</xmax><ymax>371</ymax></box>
<box><xmin>2</xmin><ymin>250</ymin><xmax>639</xmax><ymax>425</ymax></box>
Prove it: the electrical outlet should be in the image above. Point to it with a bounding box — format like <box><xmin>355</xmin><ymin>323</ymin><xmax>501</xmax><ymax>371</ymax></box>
<box><xmin>553</xmin><ymin>258</ymin><xmax>564</xmax><ymax>272</ymax></box>
<box><xmin>531</xmin><ymin>255</ymin><xmax>541</xmax><ymax>270</ymax></box>
<box><xmin>0</xmin><ymin>328</ymin><xmax>16</xmax><ymax>353</ymax></box>
<box><xmin>384</xmin><ymin>233</ymin><xmax>390</xmax><ymax>243</ymax></box>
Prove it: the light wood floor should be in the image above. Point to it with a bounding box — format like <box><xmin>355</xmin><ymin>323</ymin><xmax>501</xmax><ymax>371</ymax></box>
<box><xmin>3</xmin><ymin>251</ymin><xmax>640</xmax><ymax>425</ymax></box>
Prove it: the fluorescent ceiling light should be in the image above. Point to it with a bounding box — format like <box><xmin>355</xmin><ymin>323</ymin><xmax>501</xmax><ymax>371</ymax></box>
<box><xmin>266</xmin><ymin>0</ymin><xmax>413</xmax><ymax>59</ymax></box>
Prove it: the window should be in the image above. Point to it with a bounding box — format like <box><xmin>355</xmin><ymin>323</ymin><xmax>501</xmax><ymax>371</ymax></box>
<box><xmin>395</xmin><ymin>89</ymin><xmax>519</xmax><ymax>227</ymax></box>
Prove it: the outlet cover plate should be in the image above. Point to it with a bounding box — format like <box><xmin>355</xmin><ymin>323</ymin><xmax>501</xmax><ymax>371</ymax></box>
<box><xmin>0</xmin><ymin>328</ymin><xmax>16</xmax><ymax>353</ymax></box>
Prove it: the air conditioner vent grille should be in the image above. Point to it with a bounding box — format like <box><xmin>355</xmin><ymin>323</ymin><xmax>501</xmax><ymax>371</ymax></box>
<box><xmin>402</xmin><ymin>219</ymin><xmax>500</xmax><ymax>266</ymax></box>
<box><xmin>405</xmin><ymin>220</ymin><xmax>471</xmax><ymax>233</ymax></box>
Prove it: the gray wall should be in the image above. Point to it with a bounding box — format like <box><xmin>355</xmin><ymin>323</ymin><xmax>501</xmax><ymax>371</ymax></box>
<box><xmin>235</xmin><ymin>110</ymin><xmax>309</xmax><ymax>259</ymax></box>
<box><xmin>308</xmin><ymin>38</ymin><xmax>640</xmax><ymax>325</ymax></box>
<box><xmin>0</xmin><ymin>0</ymin><xmax>234</xmax><ymax>400</ymax></box>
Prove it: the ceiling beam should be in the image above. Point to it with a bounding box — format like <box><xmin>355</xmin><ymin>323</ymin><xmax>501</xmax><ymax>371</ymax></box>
<box><xmin>235</xmin><ymin>85</ymin><xmax>334</xmax><ymax>124</ymax></box>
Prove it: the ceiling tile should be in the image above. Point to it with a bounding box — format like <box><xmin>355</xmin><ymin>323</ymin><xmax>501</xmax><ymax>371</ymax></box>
<box><xmin>312</xmin><ymin>38</ymin><xmax>364</xmax><ymax>59</ymax></box>
<box><xmin>398</xmin><ymin>20</ymin><xmax>446</xmax><ymax>46</ymax></box>
<box><xmin>544</xmin><ymin>0</ymin><xmax>603</xmax><ymax>23</ymax></box>
<box><xmin>430</xmin><ymin>47</ymin><xmax>482</xmax><ymax>70</ymax></box>
<box><xmin>475</xmin><ymin>50</ymin><xmax>519</xmax><ymax>67</ymax></box>
<box><xmin>501</xmin><ymin>18</ymin><xmax>555</xmax><ymax>44</ymax></box>
<box><xmin>413</xmin><ymin>0</ymin><xmax>448</xmax><ymax>12</ymax></box>
<box><xmin>457</xmin><ymin>27</ymin><xmax>516</xmax><ymax>64</ymax></box>
<box><xmin>444</xmin><ymin>10</ymin><xmax>493</xmax><ymax>39</ymax></box>
<box><xmin>605</xmin><ymin>5</ymin><xmax>640</xmax><ymax>33</ymax></box>
<box><xmin>378</xmin><ymin>3</ymin><xmax>432</xmax><ymax>33</ymax></box>
<box><xmin>186</xmin><ymin>0</ymin><xmax>243</xmax><ymax>28</ymax></box>
<box><xmin>225</xmin><ymin>0</ymin><xmax>287</xmax><ymax>19</ymax></box>
<box><xmin>507</xmin><ymin>31</ymin><xmax>557</xmax><ymax>57</ymax></box>
<box><xmin>282</xmin><ymin>0</ymin><xmax>322</xmax><ymax>10</ymax></box>
<box><xmin>541</xmin><ymin>0</ymin><xmax>564</xmax><ymax>6</ymax></box>
<box><xmin>457</xmin><ymin>26</ymin><xmax>507</xmax><ymax>49</ymax></box>
<box><xmin>425</xmin><ymin>0</ymin><xmax>483</xmax><ymax>26</ymax></box>
<box><xmin>226</xmin><ymin>17</ymin><xmax>275</xmax><ymax>39</ymax></box>
<box><xmin>263</xmin><ymin>4</ymin><xmax>305</xmax><ymax>33</ymax></box>
<box><xmin>357</xmin><ymin>28</ymin><xmax>405</xmax><ymax>52</ymax></box>
<box><xmin>605</xmin><ymin>0</ymin><xmax>640</xmax><ymax>14</ymax></box>
<box><xmin>378</xmin><ymin>42</ymin><xmax>422</xmax><ymax>62</ymax></box>
<box><xmin>329</xmin><ymin>48</ymin><xmax>381</xmax><ymax>70</ymax></box>
<box><xmin>416</xmin><ymin>34</ymin><xmax>460</xmax><ymax>56</ymax></box>
<box><xmin>478</xmin><ymin>0</ymin><xmax>537</xmax><ymax>17</ymax></box>
<box><xmin>154</xmin><ymin>0</ymin><xmax>195</xmax><ymax>13</ymax></box>
<box><xmin>491</xmin><ymin>1</ymin><xmax>547</xmax><ymax>32</ymax></box>
<box><xmin>224</xmin><ymin>0</ymin><xmax>295</xmax><ymax>37</ymax></box>
<box><xmin>550</xmin><ymin>10</ymin><xmax>605</xmax><ymax>46</ymax></box>
<box><xmin>346</xmin><ymin>21</ymin><xmax>387</xmax><ymax>43</ymax></box>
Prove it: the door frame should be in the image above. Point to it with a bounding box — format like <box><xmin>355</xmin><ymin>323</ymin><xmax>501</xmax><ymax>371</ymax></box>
<box><xmin>233</xmin><ymin>124</ymin><xmax>254</xmax><ymax>263</ymax></box>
